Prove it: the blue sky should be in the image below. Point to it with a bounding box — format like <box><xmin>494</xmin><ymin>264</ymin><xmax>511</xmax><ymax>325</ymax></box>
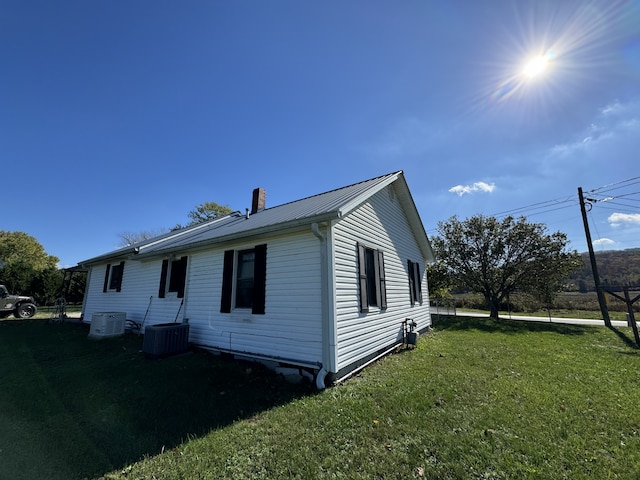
<box><xmin>2</xmin><ymin>1</ymin><xmax>639</xmax><ymax>268</ymax></box>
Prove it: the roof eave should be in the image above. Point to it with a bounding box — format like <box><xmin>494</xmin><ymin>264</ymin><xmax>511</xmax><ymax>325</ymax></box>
<box><xmin>77</xmin><ymin>247</ymin><xmax>139</xmax><ymax>268</ymax></box>
<box><xmin>131</xmin><ymin>211</ymin><xmax>341</xmax><ymax>261</ymax></box>
<box><xmin>76</xmin><ymin>212</ymin><xmax>242</xmax><ymax>267</ymax></box>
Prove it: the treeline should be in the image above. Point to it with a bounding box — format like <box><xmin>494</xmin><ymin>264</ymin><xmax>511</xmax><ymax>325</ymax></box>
<box><xmin>569</xmin><ymin>248</ymin><xmax>640</xmax><ymax>292</ymax></box>
<box><xmin>0</xmin><ymin>230</ymin><xmax>86</xmax><ymax>306</ymax></box>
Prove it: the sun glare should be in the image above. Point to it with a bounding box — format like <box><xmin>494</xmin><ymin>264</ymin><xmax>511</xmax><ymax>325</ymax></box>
<box><xmin>483</xmin><ymin>1</ymin><xmax>633</xmax><ymax>110</ymax></box>
<box><xmin>522</xmin><ymin>50</ymin><xmax>557</xmax><ymax>79</ymax></box>
<box><xmin>523</xmin><ymin>55</ymin><xmax>549</xmax><ymax>77</ymax></box>
<box><xmin>489</xmin><ymin>49</ymin><xmax>557</xmax><ymax>102</ymax></box>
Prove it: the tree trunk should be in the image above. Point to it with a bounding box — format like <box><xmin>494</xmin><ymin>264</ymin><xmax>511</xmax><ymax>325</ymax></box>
<box><xmin>484</xmin><ymin>292</ymin><xmax>500</xmax><ymax>319</ymax></box>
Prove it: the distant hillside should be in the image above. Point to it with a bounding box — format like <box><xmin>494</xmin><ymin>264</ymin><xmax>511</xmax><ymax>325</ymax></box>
<box><xmin>570</xmin><ymin>248</ymin><xmax>640</xmax><ymax>291</ymax></box>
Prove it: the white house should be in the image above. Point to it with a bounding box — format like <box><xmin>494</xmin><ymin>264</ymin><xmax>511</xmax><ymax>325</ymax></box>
<box><xmin>78</xmin><ymin>171</ymin><xmax>434</xmax><ymax>387</ymax></box>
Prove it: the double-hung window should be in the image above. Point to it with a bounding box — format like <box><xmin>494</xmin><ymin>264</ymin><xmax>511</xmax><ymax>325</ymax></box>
<box><xmin>357</xmin><ymin>243</ymin><xmax>387</xmax><ymax>313</ymax></box>
<box><xmin>408</xmin><ymin>259</ymin><xmax>423</xmax><ymax>305</ymax></box>
<box><xmin>220</xmin><ymin>244</ymin><xmax>267</xmax><ymax>314</ymax></box>
<box><xmin>158</xmin><ymin>256</ymin><xmax>188</xmax><ymax>298</ymax></box>
<box><xmin>103</xmin><ymin>261</ymin><xmax>125</xmax><ymax>292</ymax></box>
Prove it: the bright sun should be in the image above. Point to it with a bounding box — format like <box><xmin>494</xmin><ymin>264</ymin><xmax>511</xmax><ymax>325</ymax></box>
<box><xmin>489</xmin><ymin>49</ymin><xmax>558</xmax><ymax>102</ymax></box>
<box><xmin>522</xmin><ymin>50</ymin><xmax>556</xmax><ymax>79</ymax></box>
<box><xmin>523</xmin><ymin>55</ymin><xmax>549</xmax><ymax>77</ymax></box>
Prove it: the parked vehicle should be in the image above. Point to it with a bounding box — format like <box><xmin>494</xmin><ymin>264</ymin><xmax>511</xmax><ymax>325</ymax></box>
<box><xmin>0</xmin><ymin>284</ymin><xmax>37</xmax><ymax>318</ymax></box>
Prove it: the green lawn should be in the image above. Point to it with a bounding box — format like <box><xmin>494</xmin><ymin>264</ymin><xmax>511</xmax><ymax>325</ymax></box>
<box><xmin>1</xmin><ymin>317</ymin><xmax>638</xmax><ymax>479</ymax></box>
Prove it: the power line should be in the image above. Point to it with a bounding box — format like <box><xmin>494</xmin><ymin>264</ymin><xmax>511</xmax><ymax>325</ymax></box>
<box><xmin>588</xmin><ymin>176</ymin><xmax>640</xmax><ymax>194</ymax></box>
<box><xmin>587</xmin><ymin>191</ymin><xmax>640</xmax><ymax>202</ymax></box>
<box><xmin>491</xmin><ymin>196</ymin><xmax>576</xmax><ymax>219</ymax></box>
<box><xmin>594</xmin><ymin>202</ymin><xmax>639</xmax><ymax>212</ymax></box>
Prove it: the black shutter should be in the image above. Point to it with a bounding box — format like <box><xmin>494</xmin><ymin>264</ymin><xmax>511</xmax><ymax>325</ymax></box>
<box><xmin>158</xmin><ymin>259</ymin><xmax>169</xmax><ymax>298</ymax></box>
<box><xmin>220</xmin><ymin>250</ymin><xmax>234</xmax><ymax>313</ymax></box>
<box><xmin>103</xmin><ymin>264</ymin><xmax>111</xmax><ymax>293</ymax></box>
<box><xmin>408</xmin><ymin>260</ymin><xmax>416</xmax><ymax>305</ymax></box>
<box><xmin>252</xmin><ymin>244</ymin><xmax>267</xmax><ymax>315</ymax></box>
<box><xmin>176</xmin><ymin>256</ymin><xmax>187</xmax><ymax>298</ymax></box>
<box><xmin>378</xmin><ymin>250</ymin><xmax>387</xmax><ymax>309</ymax></box>
<box><xmin>116</xmin><ymin>261</ymin><xmax>125</xmax><ymax>292</ymax></box>
<box><xmin>357</xmin><ymin>244</ymin><xmax>369</xmax><ymax>313</ymax></box>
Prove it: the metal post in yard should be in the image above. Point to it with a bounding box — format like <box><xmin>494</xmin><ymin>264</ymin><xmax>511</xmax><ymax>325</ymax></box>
<box><xmin>623</xmin><ymin>287</ymin><xmax>640</xmax><ymax>348</ymax></box>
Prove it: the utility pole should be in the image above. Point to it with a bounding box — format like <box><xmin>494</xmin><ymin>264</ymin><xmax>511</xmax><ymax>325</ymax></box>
<box><xmin>578</xmin><ymin>187</ymin><xmax>611</xmax><ymax>327</ymax></box>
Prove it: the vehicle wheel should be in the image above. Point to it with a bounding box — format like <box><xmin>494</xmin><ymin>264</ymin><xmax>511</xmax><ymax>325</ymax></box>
<box><xmin>14</xmin><ymin>303</ymin><xmax>37</xmax><ymax>319</ymax></box>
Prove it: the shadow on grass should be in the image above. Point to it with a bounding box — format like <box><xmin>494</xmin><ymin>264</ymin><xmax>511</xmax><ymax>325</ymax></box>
<box><xmin>607</xmin><ymin>325</ymin><xmax>640</xmax><ymax>350</ymax></box>
<box><xmin>433</xmin><ymin>315</ymin><xmax>591</xmax><ymax>336</ymax></box>
<box><xmin>0</xmin><ymin>320</ymin><xmax>316</xmax><ymax>480</ymax></box>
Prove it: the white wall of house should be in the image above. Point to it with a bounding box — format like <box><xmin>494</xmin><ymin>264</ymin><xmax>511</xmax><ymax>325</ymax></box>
<box><xmin>332</xmin><ymin>184</ymin><xmax>431</xmax><ymax>373</ymax></box>
<box><xmin>185</xmin><ymin>231</ymin><xmax>324</xmax><ymax>365</ymax></box>
<box><xmin>83</xmin><ymin>260</ymin><xmax>181</xmax><ymax>326</ymax></box>
<box><xmin>83</xmin><ymin>230</ymin><xmax>325</xmax><ymax>366</ymax></box>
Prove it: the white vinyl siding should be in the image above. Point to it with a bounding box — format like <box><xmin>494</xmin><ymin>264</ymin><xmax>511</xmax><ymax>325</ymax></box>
<box><xmin>83</xmin><ymin>232</ymin><xmax>324</xmax><ymax>365</ymax></box>
<box><xmin>84</xmin><ymin>259</ymin><xmax>185</xmax><ymax>326</ymax></box>
<box><xmin>185</xmin><ymin>231</ymin><xmax>323</xmax><ymax>364</ymax></box>
<box><xmin>332</xmin><ymin>184</ymin><xmax>430</xmax><ymax>372</ymax></box>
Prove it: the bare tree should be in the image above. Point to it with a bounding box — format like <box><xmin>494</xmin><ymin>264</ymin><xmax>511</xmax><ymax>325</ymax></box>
<box><xmin>118</xmin><ymin>229</ymin><xmax>168</xmax><ymax>247</ymax></box>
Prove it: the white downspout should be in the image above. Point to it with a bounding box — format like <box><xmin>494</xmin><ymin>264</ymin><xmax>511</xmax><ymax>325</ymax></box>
<box><xmin>315</xmin><ymin>366</ymin><xmax>328</xmax><ymax>390</ymax></box>
<box><xmin>311</xmin><ymin>222</ymin><xmax>335</xmax><ymax>389</ymax></box>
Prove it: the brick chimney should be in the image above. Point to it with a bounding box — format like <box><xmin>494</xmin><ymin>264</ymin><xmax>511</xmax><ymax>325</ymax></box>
<box><xmin>251</xmin><ymin>188</ymin><xmax>266</xmax><ymax>214</ymax></box>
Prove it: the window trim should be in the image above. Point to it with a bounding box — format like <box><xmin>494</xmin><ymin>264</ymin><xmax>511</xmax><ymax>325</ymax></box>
<box><xmin>235</xmin><ymin>249</ymin><xmax>256</xmax><ymax>309</ymax></box>
<box><xmin>158</xmin><ymin>256</ymin><xmax>188</xmax><ymax>298</ymax></box>
<box><xmin>103</xmin><ymin>261</ymin><xmax>125</xmax><ymax>293</ymax></box>
<box><xmin>220</xmin><ymin>244</ymin><xmax>267</xmax><ymax>315</ymax></box>
<box><xmin>408</xmin><ymin>259</ymin><xmax>423</xmax><ymax>305</ymax></box>
<box><xmin>357</xmin><ymin>243</ymin><xmax>387</xmax><ymax>313</ymax></box>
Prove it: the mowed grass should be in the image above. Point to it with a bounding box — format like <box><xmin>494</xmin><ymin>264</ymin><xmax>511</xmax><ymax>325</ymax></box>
<box><xmin>1</xmin><ymin>318</ymin><xmax>639</xmax><ymax>479</ymax></box>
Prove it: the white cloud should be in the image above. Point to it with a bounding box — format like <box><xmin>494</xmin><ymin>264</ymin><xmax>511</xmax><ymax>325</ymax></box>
<box><xmin>601</xmin><ymin>101</ymin><xmax>623</xmax><ymax>116</ymax></box>
<box><xmin>592</xmin><ymin>238</ymin><xmax>615</xmax><ymax>247</ymax></box>
<box><xmin>608</xmin><ymin>212</ymin><xmax>640</xmax><ymax>227</ymax></box>
<box><xmin>548</xmin><ymin>98</ymin><xmax>640</xmax><ymax>160</ymax></box>
<box><xmin>449</xmin><ymin>181</ymin><xmax>495</xmax><ymax>196</ymax></box>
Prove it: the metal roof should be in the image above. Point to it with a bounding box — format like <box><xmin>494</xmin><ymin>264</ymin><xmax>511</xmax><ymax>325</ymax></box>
<box><xmin>79</xmin><ymin>170</ymin><xmax>434</xmax><ymax>265</ymax></box>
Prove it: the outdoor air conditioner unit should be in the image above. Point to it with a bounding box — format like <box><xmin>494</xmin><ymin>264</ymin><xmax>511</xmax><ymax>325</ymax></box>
<box><xmin>143</xmin><ymin>323</ymin><xmax>190</xmax><ymax>358</ymax></box>
<box><xmin>88</xmin><ymin>312</ymin><xmax>126</xmax><ymax>339</ymax></box>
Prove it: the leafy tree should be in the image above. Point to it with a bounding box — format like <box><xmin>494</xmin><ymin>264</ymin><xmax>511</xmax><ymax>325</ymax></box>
<box><xmin>29</xmin><ymin>267</ymin><xmax>63</xmax><ymax>305</ymax></box>
<box><xmin>65</xmin><ymin>270</ymin><xmax>87</xmax><ymax>304</ymax></box>
<box><xmin>185</xmin><ymin>201</ymin><xmax>234</xmax><ymax>226</ymax></box>
<box><xmin>425</xmin><ymin>261</ymin><xmax>455</xmax><ymax>299</ymax></box>
<box><xmin>0</xmin><ymin>231</ymin><xmax>60</xmax><ymax>295</ymax></box>
<box><xmin>569</xmin><ymin>248</ymin><xmax>640</xmax><ymax>291</ymax></box>
<box><xmin>431</xmin><ymin>215</ymin><xmax>582</xmax><ymax>318</ymax></box>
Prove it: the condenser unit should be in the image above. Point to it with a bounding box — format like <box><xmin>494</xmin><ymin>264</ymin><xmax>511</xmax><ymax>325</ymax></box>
<box><xmin>143</xmin><ymin>323</ymin><xmax>190</xmax><ymax>358</ymax></box>
<box><xmin>88</xmin><ymin>312</ymin><xmax>126</xmax><ymax>339</ymax></box>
